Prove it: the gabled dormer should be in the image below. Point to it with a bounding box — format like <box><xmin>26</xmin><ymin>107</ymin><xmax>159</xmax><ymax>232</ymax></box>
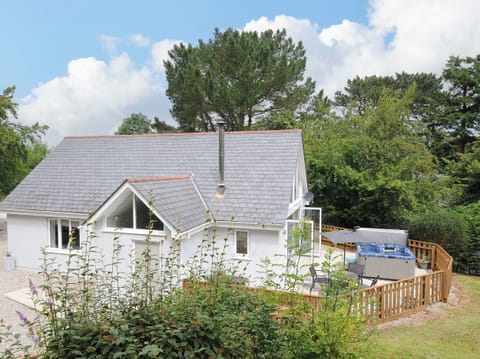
<box><xmin>87</xmin><ymin>176</ymin><xmax>212</xmax><ymax>236</ymax></box>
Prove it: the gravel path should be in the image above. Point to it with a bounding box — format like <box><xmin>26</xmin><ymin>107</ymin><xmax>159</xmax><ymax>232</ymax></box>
<box><xmin>0</xmin><ymin>216</ymin><xmax>42</xmax><ymax>354</ymax></box>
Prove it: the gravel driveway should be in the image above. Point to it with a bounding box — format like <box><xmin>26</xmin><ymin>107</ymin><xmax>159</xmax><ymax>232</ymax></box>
<box><xmin>0</xmin><ymin>215</ymin><xmax>42</xmax><ymax>354</ymax></box>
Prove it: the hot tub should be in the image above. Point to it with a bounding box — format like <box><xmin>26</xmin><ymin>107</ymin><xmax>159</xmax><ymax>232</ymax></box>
<box><xmin>356</xmin><ymin>243</ymin><xmax>416</xmax><ymax>280</ymax></box>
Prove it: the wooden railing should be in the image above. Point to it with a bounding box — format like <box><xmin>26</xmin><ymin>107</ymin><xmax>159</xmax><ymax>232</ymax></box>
<box><xmin>314</xmin><ymin>226</ymin><xmax>454</xmax><ymax>323</ymax></box>
<box><xmin>321</xmin><ymin>224</ymin><xmax>356</xmax><ymax>250</ymax></box>
<box><xmin>408</xmin><ymin>239</ymin><xmax>453</xmax><ymax>302</ymax></box>
<box><xmin>322</xmin><ymin>224</ymin><xmax>350</xmax><ymax>232</ymax></box>
<box><xmin>407</xmin><ymin>239</ymin><xmax>436</xmax><ymax>268</ymax></box>
<box><xmin>356</xmin><ymin>271</ymin><xmax>446</xmax><ymax>323</ymax></box>
<box><xmin>185</xmin><ymin>226</ymin><xmax>453</xmax><ymax>325</ymax></box>
<box><xmin>297</xmin><ymin>271</ymin><xmax>447</xmax><ymax>323</ymax></box>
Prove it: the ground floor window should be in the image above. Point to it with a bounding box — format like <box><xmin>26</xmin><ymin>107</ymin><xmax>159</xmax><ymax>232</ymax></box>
<box><xmin>49</xmin><ymin>219</ymin><xmax>80</xmax><ymax>250</ymax></box>
<box><xmin>235</xmin><ymin>230</ymin><xmax>249</xmax><ymax>255</ymax></box>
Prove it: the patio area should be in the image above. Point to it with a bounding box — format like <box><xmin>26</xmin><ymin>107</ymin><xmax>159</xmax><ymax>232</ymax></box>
<box><xmin>288</xmin><ymin>224</ymin><xmax>453</xmax><ymax>323</ymax></box>
<box><xmin>295</xmin><ymin>245</ymin><xmax>431</xmax><ymax>296</ymax></box>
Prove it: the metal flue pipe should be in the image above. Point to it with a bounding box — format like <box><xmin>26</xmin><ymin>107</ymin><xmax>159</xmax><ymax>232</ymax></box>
<box><xmin>217</xmin><ymin>120</ymin><xmax>226</xmax><ymax>194</ymax></box>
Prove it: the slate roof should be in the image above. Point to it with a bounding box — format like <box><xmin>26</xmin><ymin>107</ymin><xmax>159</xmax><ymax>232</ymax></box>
<box><xmin>128</xmin><ymin>176</ymin><xmax>210</xmax><ymax>233</ymax></box>
<box><xmin>0</xmin><ymin>130</ymin><xmax>303</xmax><ymax>228</ymax></box>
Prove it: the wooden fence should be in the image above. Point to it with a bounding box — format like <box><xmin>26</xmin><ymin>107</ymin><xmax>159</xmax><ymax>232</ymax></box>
<box><xmin>355</xmin><ymin>270</ymin><xmax>446</xmax><ymax>323</ymax></box>
<box><xmin>296</xmin><ymin>271</ymin><xmax>446</xmax><ymax>323</ymax></box>
<box><xmin>407</xmin><ymin>239</ymin><xmax>453</xmax><ymax>303</ymax></box>
<box><xmin>321</xmin><ymin>224</ymin><xmax>356</xmax><ymax>250</ymax></box>
<box><xmin>160</xmin><ymin>227</ymin><xmax>454</xmax><ymax>326</ymax></box>
<box><xmin>315</xmin><ymin>226</ymin><xmax>454</xmax><ymax>323</ymax></box>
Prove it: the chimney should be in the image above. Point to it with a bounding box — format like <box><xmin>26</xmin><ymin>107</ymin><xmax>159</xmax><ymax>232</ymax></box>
<box><xmin>217</xmin><ymin>120</ymin><xmax>226</xmax><ymax>195</ymax></box>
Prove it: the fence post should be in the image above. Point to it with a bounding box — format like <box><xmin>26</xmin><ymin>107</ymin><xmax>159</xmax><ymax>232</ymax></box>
<box><xmin>424</xmin><ymin>275</ymin><xmax>430</xmax><ymax>306</ymax></box>
<box><xmin>442</xmin><ymin>271</ymin><xmax>448</xmax><ymax>302</ymax></box>
<box><xmin>378</xmin><ymin>286</ymin><xmax>384</xmax><ymax>320</ymax></box>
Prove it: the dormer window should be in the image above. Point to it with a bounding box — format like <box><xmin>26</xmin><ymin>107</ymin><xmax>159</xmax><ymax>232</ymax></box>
<box><xmin>106</xmin><ymin>193</ymin><xmax>164</xmax><ymax>231</ymax></box>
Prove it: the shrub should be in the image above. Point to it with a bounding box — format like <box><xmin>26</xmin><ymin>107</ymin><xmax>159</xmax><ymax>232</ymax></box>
<box><xmin>1</xmin><ymin>223</ymin><xmax>283</xmax><ymax>359</ymax></box>
<box><xmin>37</xmin><ymin>277</ymin><xmax>282</xmax><ymax>359</ymax></box>
<box><xmin>1</xmin><ymin>219</ymin><xmax>374</xmax><ymax>358</ymax></box>
<box><xmin>453</xmin><ymin>203</ymin><xmax>480</xmax><ymax>274</ymax></box>
<box><xmin>405</xmin><ymin>206</ymin><xmax>468</xmax><ymax>269</ymax></box>
<box><xmin>281</xmin><ymin>248</ymin><xmax>372</xmax><ymax>359</ymax></box>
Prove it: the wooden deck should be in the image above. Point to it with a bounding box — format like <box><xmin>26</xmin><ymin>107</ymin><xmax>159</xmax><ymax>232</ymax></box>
<box><xmin>304</xmin><ymin>226</ymin><xmax>454</xmax><ymax>323</ymax></box>
<box><xmin>187</xmin><ymin>225</ymin><xmax>453</xmax><ymax>325</ymax></box>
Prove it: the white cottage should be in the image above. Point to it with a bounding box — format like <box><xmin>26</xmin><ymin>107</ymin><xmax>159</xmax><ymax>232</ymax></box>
<box><xmin>0</xmin><ymin>126</ymin><xmax>317</xmax><ymax>283</ymax></box>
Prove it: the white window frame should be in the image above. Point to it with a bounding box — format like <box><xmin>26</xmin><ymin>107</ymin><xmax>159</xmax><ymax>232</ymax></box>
<box><xmin>234</xmin><ymin>230</ymin><xmax>249</xmax><ymax>257</ymax></box>
<box><xmin>302</xmin><ymin>207</ymin><xmax>323</xmax><ymax>262</ymax></box>
<box><xmin>286</xmin><ymin>219</ymin><xmax>314</xmax><ymax>251</ymax></box>
<box><xmin>105</xmin><ymin>193</ymin><xmax>165</xmax><ymax>234</ymax></box>
<box><xmin>48</xmin><ymin>218</ymin><xmax>80</xmax><ymax>251</ymax></box>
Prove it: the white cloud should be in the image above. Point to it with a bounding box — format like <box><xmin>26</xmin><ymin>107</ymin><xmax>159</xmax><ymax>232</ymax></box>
<box><xmin>98</xmin><ymin>34</ymin><xmax>121</xmax><ymax>56</ymax></box>
<box><xmin>17</xmin><ymin>0</ymin><xmax>480</xmax><ymax>146</ymax></box>
<box><xmin>18</xmin><ymin>54</ymin><xmax>169</xmax><ymax>145</ymax></box>
<box><xmin>244</xmin><ymin>0</ymin><xmax>480</xmax><ymax>96</ymax></box>
<box><xmin>368</xmin><ymin>0</ymin><xmax>480</xmax><ymax>73</ymax></box>
<box><xmin>129</xmin><ymin>33</ymin><xmax>151</xmax><ymax>47</ymax></box>
<box><xmin>151</xmin><ymin>39</ymin><xmax>183</xmax><ymax>73</ymax></box>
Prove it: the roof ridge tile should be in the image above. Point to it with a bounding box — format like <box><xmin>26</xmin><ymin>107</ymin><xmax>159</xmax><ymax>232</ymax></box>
<box><xmin>128</xmin><ymin>175</ymin><xmax>190</xmax><ymax>183</ymax></box>
<box><xmin>64</xmin><ymin>129</ymin><xmax>301</xmax><ymax>140</ymax></box>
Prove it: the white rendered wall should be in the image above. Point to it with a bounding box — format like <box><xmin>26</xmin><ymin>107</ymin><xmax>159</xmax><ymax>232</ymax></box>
<box><xmin>181</xmin><ymin>226</ymin><xmax>286</xmax><ymax>286</ymax></box>
<box><xmin>6</xmin><ymin>213</ymin><xmax>287</xmax><ymax>288</ymax></box>
<box><xmin>90</xmin><ymin>217</ymin><xmax>171</xmax><ymax>277</ymax></box>
<box><xmin>5</xmin><ymin>213</ymin><xmax>171</xmax><ymax>276</ymax></box>
<box><xmin>6</xmin><ymin>214</ymin><xmax>48</xmax><ymax>270</ymax></box>
<box><xmin>243</xmin><ymin>228</ymin><xmax>287</xmax><ymax>286</ymax></box>
<box><xmin>7</xmin><ymin>214</ymin><xmax>95</xmax><ymax>272</ymax></box>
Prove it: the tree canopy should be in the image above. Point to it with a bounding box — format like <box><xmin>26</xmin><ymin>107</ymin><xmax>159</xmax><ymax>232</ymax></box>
<box><xmin>115</xmin><ymin>113</ymin><xmax>177</xmax><ymax>135</ymax></box>
<box><xmin>334</xmin><ymin>72</ymin><xmax>443</xmax><ymax>120</ymax></box>
<box><xmin>303</xmin><ymin>87</ymin><xmax>439</xmax><ymax>227</ymax></box>
<box><xmin>0</xmin><ymin>86</ymin><xmax>48</xmax><ymax>198</ymax></box>
<box><xmin>164</xmin><ymin>28</ymin><xmax>315</xmax><ymax>131</ymax></box>
<box><xmin>115</xmin><ymin>113</ymin><xmax>153</xmax><ymax>135</ymax></box>
<box><xmin>446</xmin><ymin>140</ymin><xmax>480</xmax><ymax>204</ymax></box>
<box><xmin>151</xmin><ymin>116</ymin><xmax>177</xmax><ymax>133</ymax></box>
<box><xmin>438</xmin><ymin>55</ymin><xmax>480</xmax><ymax>155</ymax></box>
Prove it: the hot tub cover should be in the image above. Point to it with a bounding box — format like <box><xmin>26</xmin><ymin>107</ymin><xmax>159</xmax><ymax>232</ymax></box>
<box><xmin>354</xmin><ymin>227</ymin><xmax>408</xmax><ymax>246</ymax></box>
<box><xmin>323</xmin><ymin>227</ymin><xmax>408</xmax><ymax>246</ymax></box>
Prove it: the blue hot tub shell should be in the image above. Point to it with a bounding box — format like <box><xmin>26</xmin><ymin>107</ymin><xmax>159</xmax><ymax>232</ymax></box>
<box><xmin>357</xmin><ymin>243</ymin><xmax>416</xmax><ymax>260</ymax></box>
<box><xmin>356</xmin><ymin>243</ymin><xmax>416</xmax><ymax>280</ymax></box>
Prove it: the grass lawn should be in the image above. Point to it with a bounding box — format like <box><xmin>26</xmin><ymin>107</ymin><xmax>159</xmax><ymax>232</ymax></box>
<box><xmin>368</xmin><ymin>274</ymin><xmax>480</xmax><ymax>358</ymax></box>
